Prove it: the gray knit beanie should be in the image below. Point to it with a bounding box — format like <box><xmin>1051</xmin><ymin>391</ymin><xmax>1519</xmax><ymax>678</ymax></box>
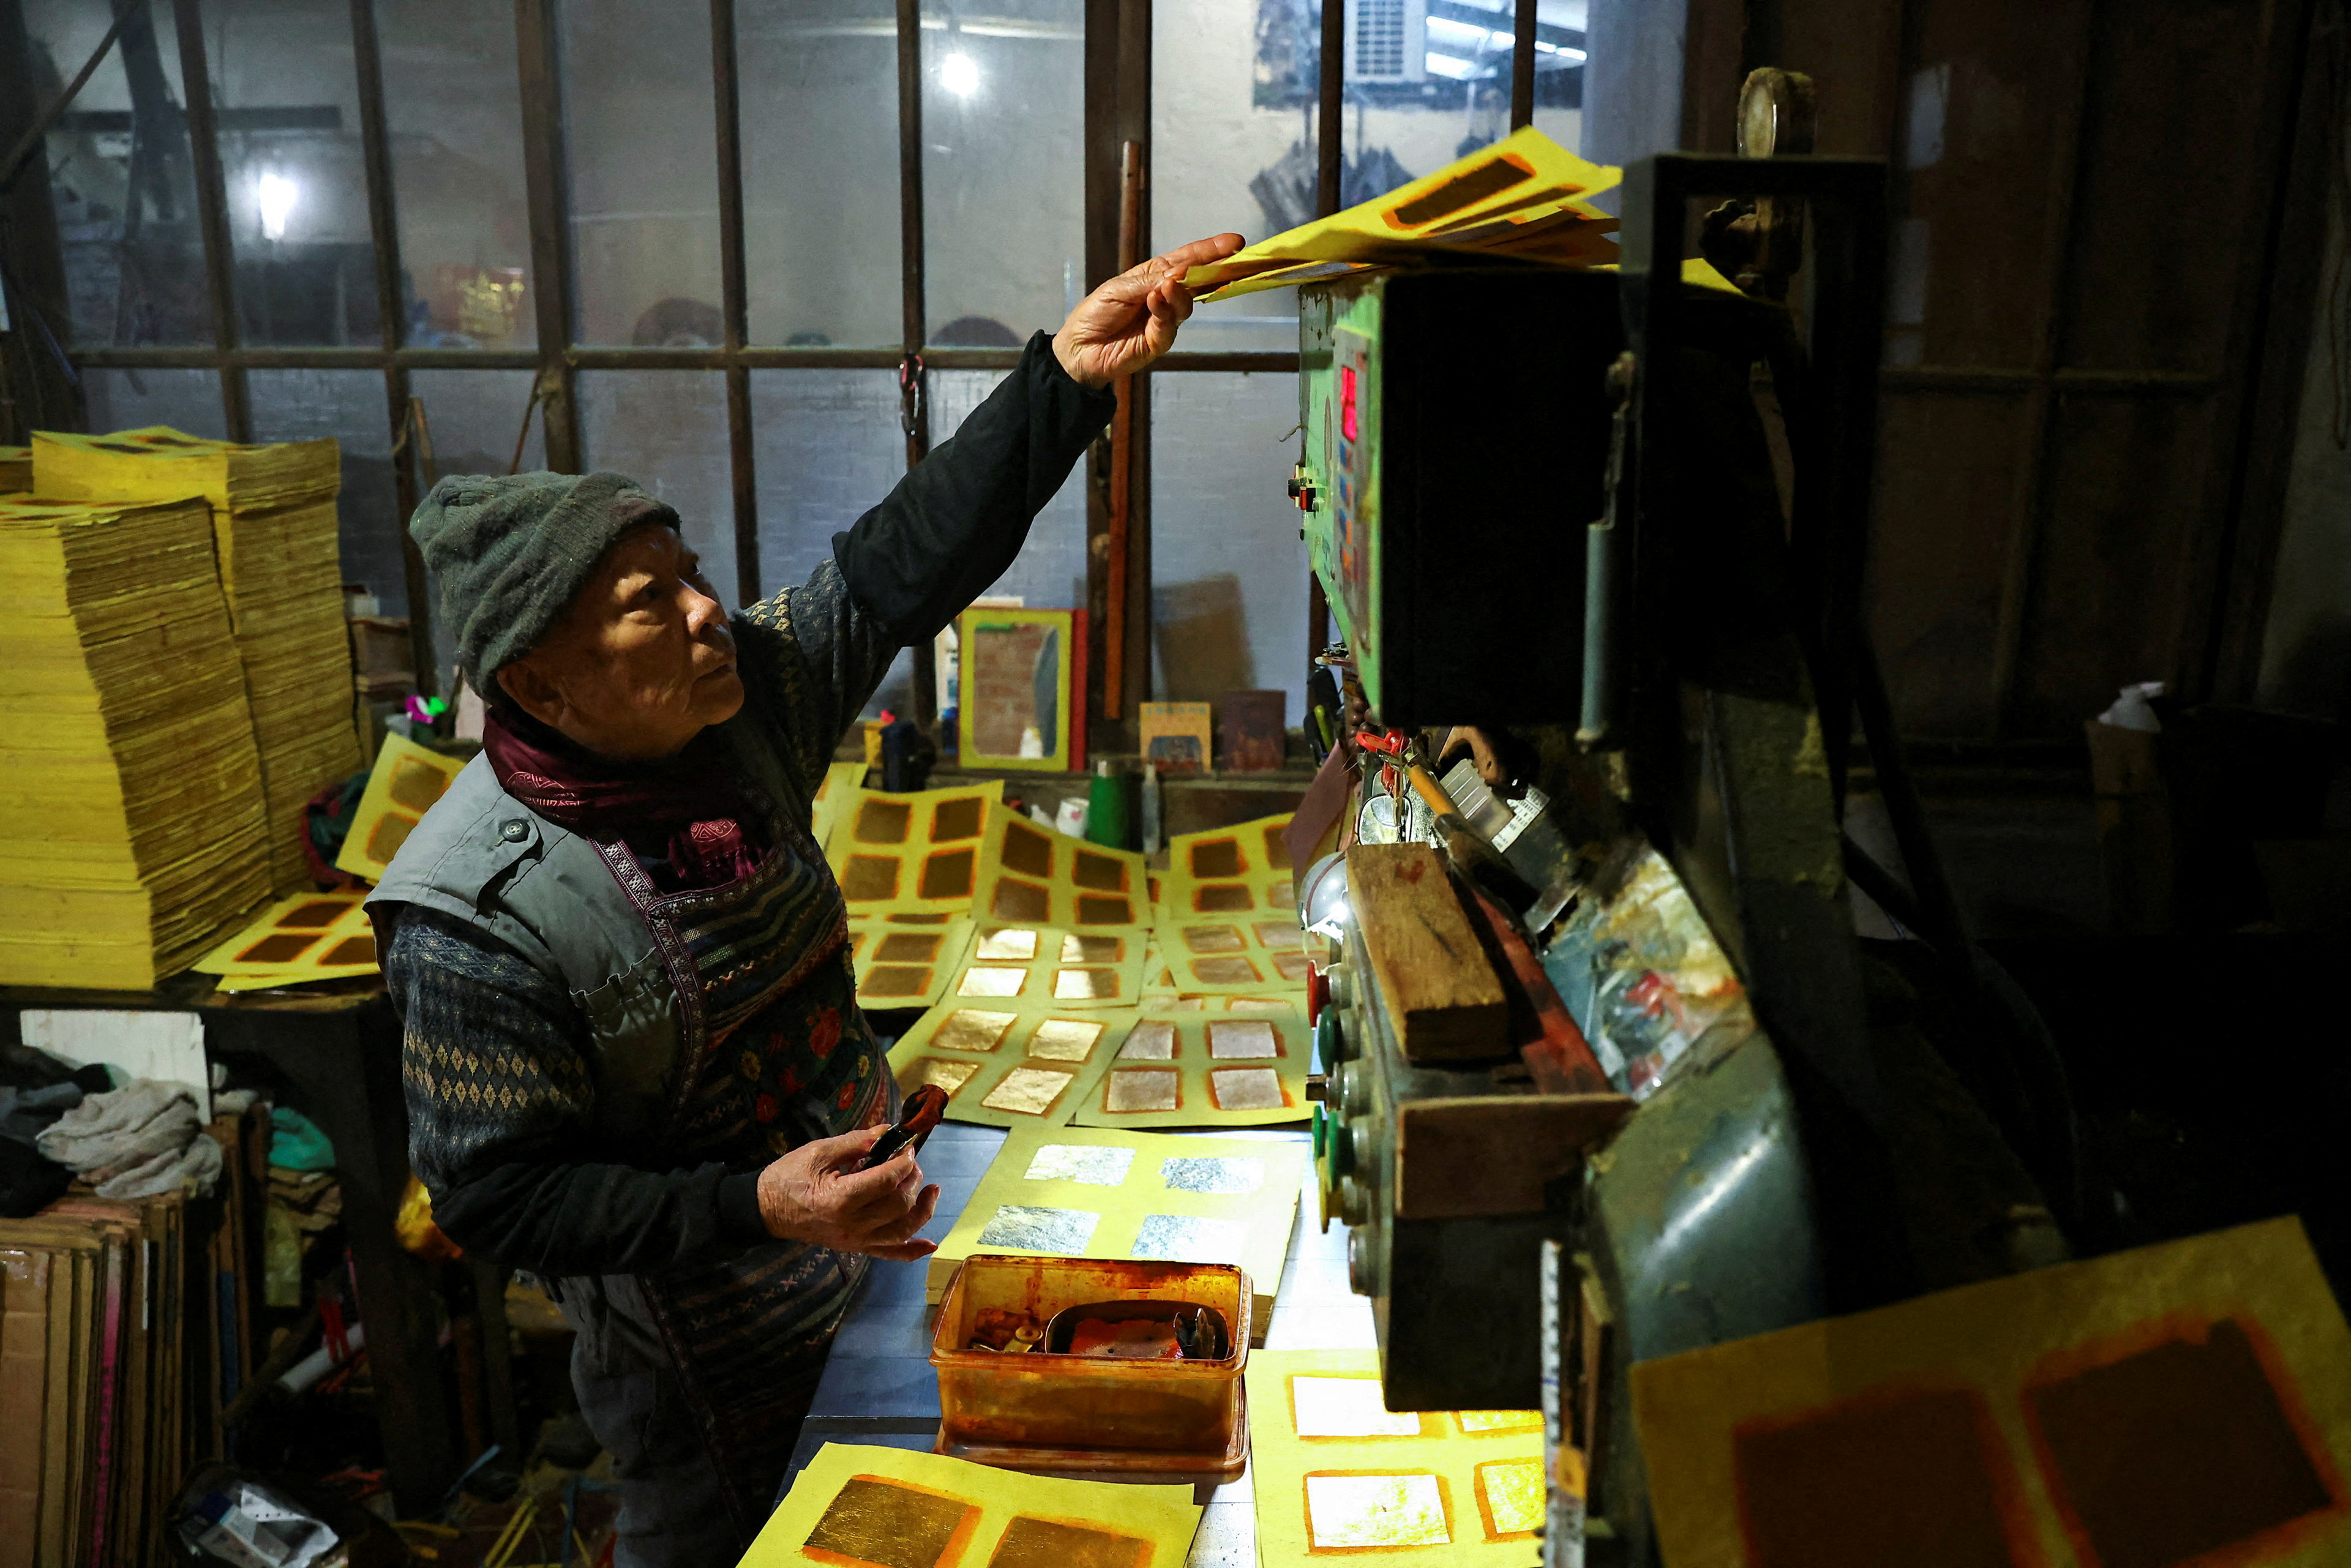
<box><xmin>408</xmin><ymin>470</ymin><xmax>680</xmax><ymax>696</ymax></box>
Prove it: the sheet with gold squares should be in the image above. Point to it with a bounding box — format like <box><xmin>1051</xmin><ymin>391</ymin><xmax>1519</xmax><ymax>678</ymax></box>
<box><xmin>744</xmin><ymin>1441</ymin><xmax>1200</xmax><ymax>1568</ymax></box>
<box><xmin>1067</xmin><ymin>1002</ymin><xmax>1309</xmax><ymax>1130</ymax></box>
<box><xmin>922</xmin><ymin>1125</ymin><xmax>1306</xmax><ymax>1329</ymax></box>
<box><xmin>936</xmin><ymin>923</ymin><xmax>1149</xmax><ymax>1011</ymax></box>
<box><xmin>825</xmin><ymin>782</ymin><xmax>1005</xmax><ymax>922</ymax></box>
<box><xmin>1148</xmin><ymin>913</ymin><xmax>1314</xmax><ymax>999</ymax></box>
<box><xmin>886</xmin><ymin>1004</ymin><xmax>1142</xmax><ymax>1130</ymax></box>
<box><xmin>333</xmin><ymin>734</ymin><xmax>468</xmax><ymax>883</ymax></box>
<box><xmin>192</xmin><ymin>888</ymin><xmax>378</xmax><ymax>992</ymax></box>
<box><xmin>846</xmin><ymin>917</ymin><xmax>975</xmax><ymax>1011</ymax></box>
<box><xmin>809</xmin><ymin>760</ymin><xmax>866</xmax><ymax>858</ymax></box>
<box><xmin>1159</xmin><ymin>813</ymin><xmax>1297</xmax><ymax>921</ymax></box>
<box><xmin>1247</xmin><ymin>1349</ymin><xmax>1546</xmax><ymax>1567</ymax></box>
<box><xmin>969</xmin><ymin>805</ymin><xmax>1152</xmax><ymax>931</ymax></box>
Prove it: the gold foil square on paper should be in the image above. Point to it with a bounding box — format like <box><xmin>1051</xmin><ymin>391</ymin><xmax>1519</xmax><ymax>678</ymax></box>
<box><xmin>1304</xmin><ymin>1474</ymin><xmax>1452</xmax><ymax>1548</ymax></box>
<box><xmin>1061</xmin><ymin>934</ymin><xmax>1125</xmax><ymax>962</ymax></box>
<box><xmin>974</xmin><ymin>1204</ymin><xmax>1101</xmax><ymax>1253</ymax></box>
<box><xmin>908</xmin><ymin>1058</ymin><xmax>983</xmax><ymax>1095</ymax></box>
<box><xmin>1474</xmin><ymin>1458</ymin><xmax>1546</xmax><ymax>1539</ymax></box>
<box><xmin>1053</xmin><ymin>967</ymin><xmax>1123</xmax><ymax>1001</ymax></box>
<box><xmin>1026</xmin><ymin>1018</ymin><xmax>1105</xmax><ymax>1062</ymax></box>
<box><xmin>876</xmin><ymin>932</ymin><xmax>945</xmax><ymax>963</ymax></box>
<box><xmin>1254</xmin><ymin>921</ymin><xmax>1305</xmax><ymax>951</ymax></box>
<box><xmin>863</xmin><ymin>965</ymin><xmax>935</xmax><ymax>999</ymax></box>
<box><xmin>1119</xmin><ymin>1021</ymin><xmax>1178</xmax><ymax>1060</ymax></box>
<box><xmin>977</xmin><ymin>927</ymin><xmax>1041</xmax><ymax>961</ymax></box>
<box><xmin>1455</xmin><ymin>1410</ymin><xmax>1543</xmax><ymax>1435</ymax></box>
<box><xmin>1292</xmin><ymin>1377</ymin><xmax>1426</xmax><ymax>1438</ymax></box>
<box><xmin>1105</xmin><ymin>1069</ymin><xmax>1181</xmax><ymax>1113</ymax></box>
<box><xmin>1181</xmin><ymin>923</ymin><xmax>1247</xmax><ymax>953</ymax></box>
<box><xmin>1024</xmin><ymin>1144</ymin><xmax>1137</xmax><ymax>1185</ymax></box>
<box><xmin>981</xmin><ymin>1067</ymin><xmax>1076</xmax><ymax>1116</ymax></box>
<box><xmin>987</xmin><ymin>1517</ymin><xmax>1147</xmax><ymax>1568</ymax></box>
<box><xmin>1190</xmin><ymin>956</ymin><xmax>1264</xmax><ymax>987</ymax></box>
<box><xmin>934</xmin><ymin>1009</ymin><xmax>1018</xmax><ymax>1052</ymax></box>
<box><xmin>959</xmin><ymin>966</ymin><xmax>1030</xmax><ymax>998</ymax></box>
<box><xmin>803</xmin><ymin>1476</ymin><xmax>974</xmax><ymax>1568</ymax></box>
<box><xmin>1229</xmin><ymin>997</ymin><xmax>1291</xmax><ymax>1015</ymax></box>
<box><xmin>1207</xmin><ymin>1019</ymin><xmax>1280</xmax><ymax>1059</ymax></box>
<box><xmin>1210</xmin><ymin>1068</ymin><xmax>1286</xmax><ymax>1111</ymax></box>
<box><xmin>1161</xmin><ymin>1156</ymin><xmax>1265</xmax><ymax>1195</ymax></box>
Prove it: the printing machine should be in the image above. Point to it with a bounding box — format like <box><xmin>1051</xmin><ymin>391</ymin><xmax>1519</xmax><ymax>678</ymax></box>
<box><xmin>1292</xmin><ymin>150</ymin><xmax>2072</xmax><ymax>1567</ymax></box>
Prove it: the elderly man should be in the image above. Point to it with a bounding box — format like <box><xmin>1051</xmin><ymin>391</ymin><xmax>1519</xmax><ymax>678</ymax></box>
<box><xmin>370</xmin><ymin>233</ymin><xmax>1243</xmax><ymax>1566</ymax></box>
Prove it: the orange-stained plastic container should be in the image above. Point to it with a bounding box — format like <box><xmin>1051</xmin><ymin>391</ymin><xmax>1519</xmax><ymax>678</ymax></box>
<box><xmin>931</xmin><ymin>1255</ymin><xmax>1250</xmax><ymax>1457</ymax></box>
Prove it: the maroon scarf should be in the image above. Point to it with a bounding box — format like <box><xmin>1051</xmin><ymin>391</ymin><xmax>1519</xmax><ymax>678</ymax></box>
<box><xmin>482</xmin><ymin>710</ymin><xmax>767</xmax><ymax>893</ymax></box>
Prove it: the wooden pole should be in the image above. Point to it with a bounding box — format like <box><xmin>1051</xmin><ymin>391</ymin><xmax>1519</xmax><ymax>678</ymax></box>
<box><xmin>1103</xmin><ymin>140</ymin><xmax>1144</xmax><ymax>721</ymax></box>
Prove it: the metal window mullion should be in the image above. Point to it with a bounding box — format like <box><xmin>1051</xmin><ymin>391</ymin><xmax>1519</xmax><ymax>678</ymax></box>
<box><xmin>514</xmin><ymin>0</ymin><xmax>581</xmax><ymax>471</ymax></box>
<box><xmin>1308</xmin><ymin>0</ymin><xmax>1343</xmax><ymax>663</ymax></box>
<box><xmin>1510</xmin><ymin>0</ymin><xmax>1535</xmax><ymax>129</ymax></box>
<box><xmin>711</xmin><ymin>0</ymin><xmax>759</xmax><ymax>604</ymax></box>
<box><xmin>896</xmin><ymin>0</ymin><xmax>937</xmax><ymax>727</ymax></box>
<box><xmin>350</xmin><ymin>0</ymin><xmax>438</xmax><ymax>694</ymax></box>
<box><xmin>168</xmin><ymin>0</ymin><xmax>247</xmax><ymax>441</ymax></box>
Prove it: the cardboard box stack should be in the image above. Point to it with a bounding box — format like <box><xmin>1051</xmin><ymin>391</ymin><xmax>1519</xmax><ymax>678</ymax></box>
<box><xmin>35</xmin><ymin>428</ymin><xmax>361</xmax><ymax>893</ymax></box>
<box><xmin>0</xmin><ymin>496</ymin><xmax>272</xmax><ymax>988</ymax></box>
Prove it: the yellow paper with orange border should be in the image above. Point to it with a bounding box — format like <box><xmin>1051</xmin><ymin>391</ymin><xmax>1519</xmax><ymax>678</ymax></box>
<box><xmin>743</xmin><ymin>1441</ymin><xmax>1200</xmax><ymax>1568</ymax></box>
<box><xmin>334</xmin><ymin>734</ymin><xmax>467</xmax><ymax>882</ymax></box>
<box><xmin>826</xmin><ymin>782</ymin><xmax>1006</xmax><ymax>922</ymax></box>
<box><xmin>1248</xmin><ymin>1349</ymin><xmax>1546</xmax><ymax>1566</ymax></box>
<box><xmin>193</xmin><ymin>889</ymin><xmax>378</xmax><ymax>991</ymax></box>
<box><xmin>1630</xmin><ymin>1217</ymin><xmax>2351</xmax><ymax>1568</ymax></box>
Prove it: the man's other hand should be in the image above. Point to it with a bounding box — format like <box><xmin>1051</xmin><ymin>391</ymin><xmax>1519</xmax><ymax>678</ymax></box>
<box><xmin>1051</xmin><ymin>233</ymin><xmax>1247</xmax><ymax>388</ymax></box>
<box><xmin>755</xmin><ymin>1125</ymin><xmax>940</xmax><ymax>1261</ymax></box>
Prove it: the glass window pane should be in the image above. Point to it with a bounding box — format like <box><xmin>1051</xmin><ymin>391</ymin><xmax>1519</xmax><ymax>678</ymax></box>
<box><xmin>29</xmin><ymin>1</ymin><xmax>209</xmax><ymax>346</ymax></box>
<box><xmin>376</xmin><ymin>1</ymin><xmax>536</xmax><ymax>348</ymax></box>
<box><xmin>749</xmin><ymin>369</ymin><xmax>902</xmax><ymax>591</ymax></box>
<box><xmin>206</xmin><ymin>0</ymin><xmax>380</xmax><ymax>346</ymax></box>
<box><xmin>79</xmin><ymin>367</ymin><xmax>227</xmax><ymax>438</ymax></box>
<box><xmin>931</xmin><ymin>370</ymin><xmax>1087</xmax><ymax>610</ymax></box>
<box><xmin>577</xmin><ymin>371</ymin><xmax>738</xmax><ymax>609</ymax></box>
<box><xmin>738</xmin><ymin>0</ymin><xmax>901</xmax><ymax>348</ymax></box>
<box><xmin>246</xmin><ymin>370</ymin><xmax>403</xmax><ymax>632</ymax></box>
<box><xmin>1150</xmin><ymin>372</ymin><xmax>1305</xmax><ymax>714</ymax></box>
<box><xmin>1343</xmin><ymin>0</ymin><xmax>1586</xmax><ymax>206</ymax></box>
<box><xmin>561</xmin><ymin>0</ymin><xmax>724</xmax><ymax>345</ymax></box>
<box><xmin>923</xmin><ymin>1</ymin><xmax>1084</xmax><ymax>346</ymax></box>
<box><xmin>1153</xmin><ymin>0</ymin><xmax>1317</xmax><ymax>353</ymax></box>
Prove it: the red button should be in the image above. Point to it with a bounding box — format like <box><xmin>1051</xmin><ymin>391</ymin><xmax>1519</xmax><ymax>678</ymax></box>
<box><xmin>1308</xmin><ymin>966</ymin><xmax>1330</xmax><ymax>1025</ymax></box>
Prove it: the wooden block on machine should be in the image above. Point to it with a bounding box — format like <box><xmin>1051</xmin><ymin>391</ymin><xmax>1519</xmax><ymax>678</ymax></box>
<box><xmin>1344</xmin><ymin>842</ymin><xmax>1509</xmax><ymax>1062</ymax></box>
<box><xmin>1393</xmin><ymin>1095</ymin><xmax>1637</xmax><ymax>1221</ymax></box>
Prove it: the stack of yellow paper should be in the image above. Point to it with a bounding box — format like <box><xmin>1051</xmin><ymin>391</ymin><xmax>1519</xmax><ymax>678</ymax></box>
<box><xmin>34</xmin><ymin>427</ymin><xmax>360</xmax><ymax>891</ymax></box>
<box><xmin>0</xmin><ymin>445</ymin><xmax>29</xmax><ymax>493</ymax></box>
<box><xmin>0</xmin><ymin>496</ymin><xmax>271</xmax><ymax>988</ymax></box>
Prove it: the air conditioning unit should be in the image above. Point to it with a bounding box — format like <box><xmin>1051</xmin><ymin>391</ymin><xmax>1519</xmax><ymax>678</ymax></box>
<box><xmin>1345</xmin><ymin>0</ymin><xmax>1428</xmax><ymax>84</ymax></box>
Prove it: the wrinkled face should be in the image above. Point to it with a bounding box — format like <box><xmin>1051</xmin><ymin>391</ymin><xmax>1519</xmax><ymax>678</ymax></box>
<box><xmin>496</xmin><ymin>523</ymin><xmax>743</xmax><ymax>760</ymax></box>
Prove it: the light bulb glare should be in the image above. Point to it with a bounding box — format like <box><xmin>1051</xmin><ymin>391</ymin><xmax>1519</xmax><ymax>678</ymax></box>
<box><xmin>940</xmin><ymin>52</ymin><xmax>980</xmax><ymax>97</ymax></box>
<box><xmin>257</xmin><ymin>172</ymin><xmax>298</xmax><ymax>241</ymax></box>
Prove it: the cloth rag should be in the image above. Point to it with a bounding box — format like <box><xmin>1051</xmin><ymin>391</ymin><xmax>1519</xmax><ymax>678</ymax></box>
<box><xmin>36</xmin><ymin>1080</ymin><xmax>223</xmax><ymax>1199</ymax></box>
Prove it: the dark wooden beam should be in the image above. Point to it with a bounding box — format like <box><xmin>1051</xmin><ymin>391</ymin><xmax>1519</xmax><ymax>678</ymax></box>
<box><xmin>348</xmin><ymin>0</ymin><xmax>437</xmax><ymax>694</ymax></box>
<box><xmin>0</xmin><ymin>0</ymin><xmax>80</xmax><ymax>438</ymax></box>
<box><xmin>169</xmin><ymin>0</ymin><xmax>249</xmax><ymax>441</ymax></box>
<box><xmin>1510</xmin><ymin>0</ymin><xmax>1537</xmax><ymax>130</ymax></box>
<box><xmin>513</xmin><ymin>0</ymin><xmax>580</xmax><ymax>471</ymax></box>
<box><xmin>1318</xmin><ymin>0</ymin><xmax>1343</xmax><ymax>216</ymax></box>
<box><xmin>896</xmin><ymin>0</ymin><xmax>938</xmax><ymax>728</ymax></box>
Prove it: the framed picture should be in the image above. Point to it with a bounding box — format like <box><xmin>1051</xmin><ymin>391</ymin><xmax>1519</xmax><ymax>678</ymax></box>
<box><xmin>957</xmin><ymin>607</ymin><xmax>1076</xmax><ymax>771</ymax></box>
<box><xmin>1141</xmin><ymin>700</ymin><xmax>1213</xmax><ymax>776</ymax></box>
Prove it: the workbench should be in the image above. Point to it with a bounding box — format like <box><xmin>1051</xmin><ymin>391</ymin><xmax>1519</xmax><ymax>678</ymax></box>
<box><xmin>784</xmin><ymin>1122</ymin><xmax>1370</xmax><ymax>1567</ymax></box>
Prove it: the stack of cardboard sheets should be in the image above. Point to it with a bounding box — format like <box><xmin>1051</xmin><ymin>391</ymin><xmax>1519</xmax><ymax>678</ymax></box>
<box><xmin>34</xmin><ymin>427</ymin><xmax>360</xmax><ymax>893</ymax></box>
<box><xmin>0</xmin><ymin>1195</ymin><xmax>195</xmax><ymax>1568</ymax></box>
<box><xmin>0</xmin><ymin>496</ymin><xmax>271</xmax><ymax>989</ymax></box>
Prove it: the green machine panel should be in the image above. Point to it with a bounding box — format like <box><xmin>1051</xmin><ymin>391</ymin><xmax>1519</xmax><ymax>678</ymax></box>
<box><xmin>1298</xmin><ymin>268</ymin><xmax>1625</xmax><ymax>727</ymax></box>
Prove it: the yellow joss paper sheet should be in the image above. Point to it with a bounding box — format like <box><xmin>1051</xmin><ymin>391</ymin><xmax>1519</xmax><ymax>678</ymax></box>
<box><xmin>827</xmin><ymin>782</ymin><xmax>1005</xmax><ymax>921</ymax></box>
<box><xmin>1631</xmin><ymin>1217</ymin><xmax>2351</xmax><ymax>1568</ymax></box>
<box><xmin>849</xmin><ymin>918</ymin><xmax>976</xmax><ymax>1010</ymax></box>
<box><xmin>334</xmin><ymin>734</ymin><xmax>468</xmax><ymax>883</ymax></box>
<box><xmin>1247</xmin><ymin>1349</ymin><xmax>1546</xmax><ymax>1565</ymax></box>
<box><xmin>888</xmin><ymin>1005</ymin><xmax>1144</xmax><ymax>1130</ymax></box>
<box><xmin>938</xmin><ymin>923</ymin><xmax>1149</xmax><ymax>1010</ymax></box>
<box><xmin>193</xmin><ymin>888</ymin><xmax>378</xmax><ymax>991</ymax></box>
<box><xmin>1183</xmin><ymin>128</ymin><xmax>1621</xmax><ymax>302</ymax></box>
<box><xmin>1068</xmin><ymin>1003</ymin><xmax>1310</xmax><ymax>1130</ymax></box>
<box><xmin>1159</xmin><ymin>814</ymin><xmax>1298</xmax><ymax>921</ymax></box>
<box><xmin>744</xmin><ymin>1441</ymin><xmax>1200</xmax><ymax>1568</ymax></box>
<box><xmin>809</xmin><ymin>760</ymin><xmax>865</xmax><ymax>858</ymax></box>
<box><xmin>970</xmin><ymin>805</ymin><xmax>1151</xmax><ymax>931</ymax></box>
<box><xmin>925</xmin><ymin>1125</ymin><xmax>1305</xmax><ymax>1328</ymax></box>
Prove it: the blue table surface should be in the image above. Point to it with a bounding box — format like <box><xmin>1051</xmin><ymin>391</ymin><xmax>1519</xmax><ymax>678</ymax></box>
<box><xmin>781</xmin><ymin>1120</ymin><xmax>1378</xmax><ymax>1567</ymax></box>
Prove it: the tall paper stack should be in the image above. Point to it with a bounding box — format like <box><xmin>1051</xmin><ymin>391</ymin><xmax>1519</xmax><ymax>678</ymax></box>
<box><xmin>0</xmin><ymin>496</ymin><xmax>271</xmax><ymax>988</ymax></box>
<box><xmin>34</xmin><ymin>427</ymin><xmax>361</xmax><ymax>892</ymax></box>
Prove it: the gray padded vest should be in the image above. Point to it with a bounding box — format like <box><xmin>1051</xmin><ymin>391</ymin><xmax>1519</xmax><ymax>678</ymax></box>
<box><xmin>367</xmin><ymin>708</ymin><xmax>812</xmax><ymax>1146</ymax></box>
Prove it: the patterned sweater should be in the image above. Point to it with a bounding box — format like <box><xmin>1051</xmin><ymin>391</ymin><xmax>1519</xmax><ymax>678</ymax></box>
<box><xmin>388</xmin><ymin>332</ymin><xmax>1115</xmax><ymax>1280</ymax></box>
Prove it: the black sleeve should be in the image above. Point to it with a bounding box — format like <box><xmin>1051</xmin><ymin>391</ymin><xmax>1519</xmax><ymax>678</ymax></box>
<box><xmin>388</xmin><ymin>906</ymin><xmax>770</xmax><ymax>1277</ymax></box>
<box><xmin>830</xmin><ymin>330</ymin><xmax>1116</xmax><ymax>643</ymax></box>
